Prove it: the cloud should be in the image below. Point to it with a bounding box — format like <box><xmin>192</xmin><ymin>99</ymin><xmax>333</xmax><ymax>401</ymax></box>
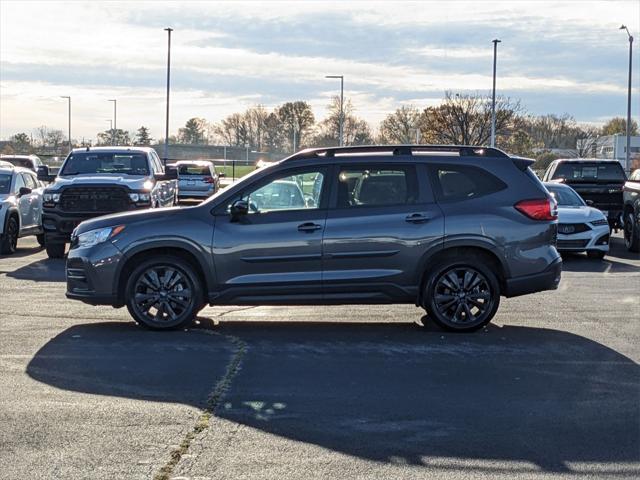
<box><xmin>0</xmin><ymin>0</ymin><xmax>638</xmax><ymax>141</ymax></box>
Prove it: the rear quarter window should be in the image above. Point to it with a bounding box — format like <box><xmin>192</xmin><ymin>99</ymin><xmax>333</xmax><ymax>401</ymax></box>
<box><xmin>430</xmin><ymin>165</ymin><xmax>507</xmax><ymax>202</ymax></box>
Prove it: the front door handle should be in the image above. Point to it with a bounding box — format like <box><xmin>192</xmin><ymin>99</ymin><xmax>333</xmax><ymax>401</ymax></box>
<box><xmin>405</xmin><ymin>213</ymin><xmax>430</xmax><ymax>224</ymax></box>
<box><xmin>298</xmin><ymin>222</ymin><xmax>322</xmax><ymax>232</ymax></box>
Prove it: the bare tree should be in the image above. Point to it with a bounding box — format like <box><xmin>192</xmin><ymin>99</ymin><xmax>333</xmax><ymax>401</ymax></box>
<box><xmin>421</xmin><ymin>92</ymin><xmax>521</xmax><ymax>146</ymax></box>
<box><xmin>575</xmin><ymin>125</ymin><xmax>600</xmax><ymax>157</ymax></box>
<box><xmin>277</xmin><ymin>101</ymin><xmax>315</xmax><ymax>151</ymax></box>
<box><xmin>314</xmin><ymin>97</ymin><xmax>373</xmax><ymax>147</ymax></box>
<box><xmin>378</xmin><ymin>105</ymin><xmax>422</xmax><ymax>144</ymax></box>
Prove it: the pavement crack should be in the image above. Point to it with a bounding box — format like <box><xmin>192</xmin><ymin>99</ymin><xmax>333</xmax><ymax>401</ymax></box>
<box><xmin>153</xmin><ymin>328</ymin><xmax>247</xmax><ymax>480</ymax></box>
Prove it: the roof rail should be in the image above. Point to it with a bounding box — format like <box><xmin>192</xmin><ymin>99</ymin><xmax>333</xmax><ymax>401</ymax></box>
<box><xmin>284</xmin><ymin>144</ymin><xmax>510</xmax><ymax>161</ymax></box>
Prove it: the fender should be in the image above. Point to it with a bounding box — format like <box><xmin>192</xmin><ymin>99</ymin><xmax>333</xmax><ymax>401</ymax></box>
<box><xmin>2</xmin><ymin>206</ymin><xmax>22</xmax><ymax>234</ymax></box>
<box><xmin>416</xmin><ymin>233</ymin><xmax>511</xmax><ymax>280</ymax></box>
<box><xmin>113</xmin><ymin>235</ymin><xmax>215</xmax><ymax>299</ymax></box>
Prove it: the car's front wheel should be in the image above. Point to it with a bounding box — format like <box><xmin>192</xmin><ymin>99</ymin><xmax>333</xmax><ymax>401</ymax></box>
<box><xmin>125</xmin><ymin>255</ymin><xmax>203</xmax><ymax>330</ymax></box>
<box><xmin>0</xmin><ymin>216</ymin><xmax>19</xmax><ymax>255</ymax></box>
<box><xmin>624</xmin><ymin>210</ymin><xmax>640</xmax><ymax>253</ymax></box>
<box><xmin>423</xmin><ymin>254</ymin><xmax>501</xmax><ymax>332</ymax></box>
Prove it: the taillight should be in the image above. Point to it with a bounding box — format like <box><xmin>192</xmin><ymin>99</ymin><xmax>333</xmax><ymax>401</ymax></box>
<box><xmin>515</xmin><ymin>198</ymin><xmax>557</xmax><ymax>221</ymax></box>
<box><xmin>203</xmin><ymin>176</ymin><xmax>215</xmax><ymax>184</ymax></box>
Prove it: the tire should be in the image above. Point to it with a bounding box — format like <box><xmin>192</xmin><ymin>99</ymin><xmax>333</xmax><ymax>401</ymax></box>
<box><xmin>0</xmin><ymin>215</ymin><xmax>19</xmax><ymax>255</ymax></box>
<box><xmin>125</xmin><ymin>255</ymin><xmax>203</xmax><ymax>330</ymax></box>
<box><xmin>45</xmin><ymin>242</ymin><xmax>66</xmax><ymax>259</ymax></box>
<box><xmin>36</xmin><ymin>234</ymin><xmax>45</xmax><ymax>248</ymax></box>
<box><xmin>423</xmin><ymin>254</ymin><xmax>501</xmax><ymax>332</ymax></box>
<box><xmin>587</xmin><ymin>250</ymin><xmax>606</xmax><ymax>260</ymax></box>
<box><xmin>624</xmin><ymin>210</ymin><xmax>640</xmax><ymax>253</ymax></box>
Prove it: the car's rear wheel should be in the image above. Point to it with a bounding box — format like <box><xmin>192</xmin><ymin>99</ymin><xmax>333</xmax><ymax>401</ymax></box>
<box><xmin>423</xmin><ymin>255</ymin><xmax>500</xmax><ymax>332</ymax></box>
<box><xmin>0</xmin><ymin>216</ymin><xmax>19</xmax><ymax>255</ymax></box>
<box><xmin>125</xmin><ymin>255</ymin><xmax>203</xmax><ymax>330</ymax></box>
<box><xmin>36</xmin><ymin>234</ymin><xmax>45</xmax><ymax>248</ymax></box>
<box><xmin>624</xmin><ymin>211</ymin><xmax>640</xmax><ymax>253</ymax></box>
<box><xmin>45</xmin><ymin>241</ymin><xmax>66</xmax><ymax>259</ymax></box>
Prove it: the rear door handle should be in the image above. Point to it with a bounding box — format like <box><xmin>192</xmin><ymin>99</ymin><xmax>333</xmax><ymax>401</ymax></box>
<box><xmin>298</xmin><ymin>222</ymin><xmax>323</xmax><ymax>232</ymax></box>
<box><xmin>405</xmin><ymin>213</ymin><xmax>430</xmax><ymax>224</ymax></box>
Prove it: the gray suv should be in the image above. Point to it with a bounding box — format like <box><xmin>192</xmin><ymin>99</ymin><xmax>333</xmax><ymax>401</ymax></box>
<box><xmin>65</xmin><ymin>145</ymin><xmax>562</xmax><ymax>332</ymax></box>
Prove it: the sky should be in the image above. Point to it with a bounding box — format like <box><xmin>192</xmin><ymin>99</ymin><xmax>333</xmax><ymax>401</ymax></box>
<box><xmin>0</xmin><ymin>0</ymin><xmax>639</xmax><ymax>143</ymax></box>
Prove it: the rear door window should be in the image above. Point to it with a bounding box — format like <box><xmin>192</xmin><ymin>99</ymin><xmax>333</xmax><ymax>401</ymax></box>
<box><xmin>336</xmin><ymin>165</ymin><xmax>418</xmax><ymax>208</ymax></box>
<box><xmin>430</xmin><ymin>165</ymin><xmax>506</xmax><ymax>202</ymax></box>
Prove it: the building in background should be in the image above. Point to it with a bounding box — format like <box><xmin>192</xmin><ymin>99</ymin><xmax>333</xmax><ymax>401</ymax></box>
<box><xmin>577</xmin><ymin>134</ymin><xmax>640</xmax><ymax>172</ymax></box>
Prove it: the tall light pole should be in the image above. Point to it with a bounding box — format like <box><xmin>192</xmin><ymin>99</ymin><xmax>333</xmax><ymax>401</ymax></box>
<box><xmin>490</xmin><ymin>39</ymin><xmax>501</xmax><ymax>148</ymax></box>
<box><xmin>60</xmin><ymin>96</ymin><xmax>71</xmax><ymax>153</ymax></box>
<box><xmin>164</xmin><ymin>27</ymin><xmax>173</xmax><ymax>164</ymax></box>
<box><xmin>326</xmin><ymin>75</ymin><xmax>344</xmax><ymax>146</ymax></box>
<box><xmin>108</xmin><ymin>99</ymin><xmax>117</xmax><ymax>145</ymax></box>
<box><xmin>620</xmin><ymin>25</ymin><xmax>634</xmax><ymax>173</ymax></box>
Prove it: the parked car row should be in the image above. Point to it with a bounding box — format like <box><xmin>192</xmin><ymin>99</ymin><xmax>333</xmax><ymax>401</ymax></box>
<box><xmin>3</xmin><ymin>146</ymin><xmax>639</xmax><ymax>334</ymax></box>
<box><xmin>0</xmin><ymin>148</ymin><xmax>225</xmax><ymax>256</ymax></box>
<box><xmin>543</xmin><ymin>158</ymin><xmax>640</xmax><ymax>256</ymax></box>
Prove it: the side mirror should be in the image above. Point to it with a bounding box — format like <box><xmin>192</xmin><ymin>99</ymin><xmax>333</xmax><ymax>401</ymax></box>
<box><xmin>230</xmin><ymin>199</ymin><xmax>249</xmax><ymax>220</ymax></box>
<box><xmin>586</xmin><ymin>199</ymin><xmax>594</xmax><ymax>206</ymax></box>
<box><xmin>37</xmin><ymin>165</ymin><xmax>55</xmax><ymax>182</ymax></box>
<box><xmin>155</xmin><ymin>166</ymin><xmax>178</xmax><ymax>180</ymax></box>
<box><xmin>218</xmin><ymin>172</ymin><xmax>226</xmax><ymax>178</ymax></box>
<box><xmin>18</xmin><ymin>187</ymin><xmax>32</xmax><ymax>197</ymax></box>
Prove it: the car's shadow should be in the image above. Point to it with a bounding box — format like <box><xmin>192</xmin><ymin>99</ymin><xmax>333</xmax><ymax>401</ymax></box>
<box><xmin>27</xmin><ymin>321</ymin><xmax>639</xmax><ymax>475</ymax></box>
<box><xmin>0</xmin><ymin>244</ymin><xmax>43</xmax><ymax>260</ymax></box>
<box><xmin>6</xmin><ymin>258</ymin><xmax>66</xmax><ymax>281</ymax></box>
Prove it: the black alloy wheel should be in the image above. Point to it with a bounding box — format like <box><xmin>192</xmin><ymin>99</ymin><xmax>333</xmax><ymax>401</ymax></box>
<box><xmin>0</xmin><ymin>216</ymin><xmax>19</xmax><ymax>254</ymax></box>
<box><xmin>126</xmin><ymin>256</ymin><xmax>202</xmax><ymax>330</ymax></box>
<box><xmin>424</xmin><ymin>256</ymin><xmax>500</xmax><ymax>332</ymax></box>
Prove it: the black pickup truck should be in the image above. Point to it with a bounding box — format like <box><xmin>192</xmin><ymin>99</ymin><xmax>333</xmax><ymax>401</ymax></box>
<box><xmin>543</xmin><ymin>159</ymin><xmax>627</xmax><ymax>230</ymax></box>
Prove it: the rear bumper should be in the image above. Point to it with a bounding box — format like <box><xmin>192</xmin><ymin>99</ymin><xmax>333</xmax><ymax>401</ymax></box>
<box><xmin>503</xmin><ymin>256</ymin><xmax>562</xmax><ymax>298</ymax></box>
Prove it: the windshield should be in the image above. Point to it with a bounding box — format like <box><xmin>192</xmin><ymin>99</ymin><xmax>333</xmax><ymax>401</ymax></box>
<box><xmin>3</xmin><ymin>157</ymin><xmax>33</xmax><ymax>169</ymax></box>
<box><xmin>60</xmin><ymin>152</ymin><xmax>150</xmax><ymax>176</ymax></box>
<box><xmin>547</xmin><ymin>186</ymin><xmax>585</xmax><ymax>207</ymax></box>
<box><xmin>0</xmin><ymin>174</ymin><xmax>11</xmax><ymax>194</ymax></box>
<box><xmin>554</xmin><ymin>162</ymin><xmax>626</xmax><ymax>182</ymax></box>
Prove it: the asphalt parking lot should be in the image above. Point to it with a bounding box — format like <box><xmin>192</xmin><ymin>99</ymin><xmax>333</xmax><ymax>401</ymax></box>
<box><xmin>1</xmin><ymin>235</ymin><xmax>639</xmax><ymax>480</ymax></box>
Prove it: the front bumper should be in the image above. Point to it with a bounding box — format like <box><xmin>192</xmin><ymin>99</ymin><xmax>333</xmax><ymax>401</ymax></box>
<box><xmin>556</xmin><ymin>225</ymin><xmax>610</xmax><ymax>252</ymax></box>
<box><xmin>65</xmin><ymin>241</ymin><xmax>124</xmax><ymax>306</ymax></box>
<box><xmin>503</xmin><ymin>256</ymin><xmax>562</xmax><ymax>298</ymax></box>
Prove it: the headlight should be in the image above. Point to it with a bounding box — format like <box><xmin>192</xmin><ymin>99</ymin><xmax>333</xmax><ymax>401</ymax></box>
<box><xmin>43</xmin><ymin>193</ymin><xmax>60</xmax><ymax>203</ymax></box>
<box><xmin>76</xmin><ymin>225</ymin><xmax>125</xmax><ymax>248</ymax></box>
<box><xmin>128</xmin><ymin>192</ymin><xmax>150</xmax><ymax>202</ymax></box>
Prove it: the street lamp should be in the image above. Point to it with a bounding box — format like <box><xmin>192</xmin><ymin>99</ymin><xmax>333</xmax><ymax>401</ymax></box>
<box><xmin>620</xmin><ymin>25</ymin><xmax>634</xmax><ymax>173</ymax></box>
<box><xmin>325</xmin><ymin>75</ymin><xmax>344</xmax><ymax>146</ymax></box>
<box><xmin>60</xmin><ymin>96</ymin><xmax>71</xmax><ymax>153</ymax></box>
<box><xmin>164</xmin><ymin>27</ymin><xmax>173</xmax><ymax>164</ymax></box>
<box><xmin>108</xmin><ymin>99</ymin><xmax>117</xmax><ymax>145</ymax></box>
<box><xmin>490</xmin><ymin>39</ymin><xmax>501</xmax><ymax>148</ymax></box>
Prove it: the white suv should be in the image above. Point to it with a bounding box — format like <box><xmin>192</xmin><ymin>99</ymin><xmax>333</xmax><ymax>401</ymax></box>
<box><xmin>0</xmin><ymin>161</ymin><xmax>45</xmax><ymax>254</ymax></box>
